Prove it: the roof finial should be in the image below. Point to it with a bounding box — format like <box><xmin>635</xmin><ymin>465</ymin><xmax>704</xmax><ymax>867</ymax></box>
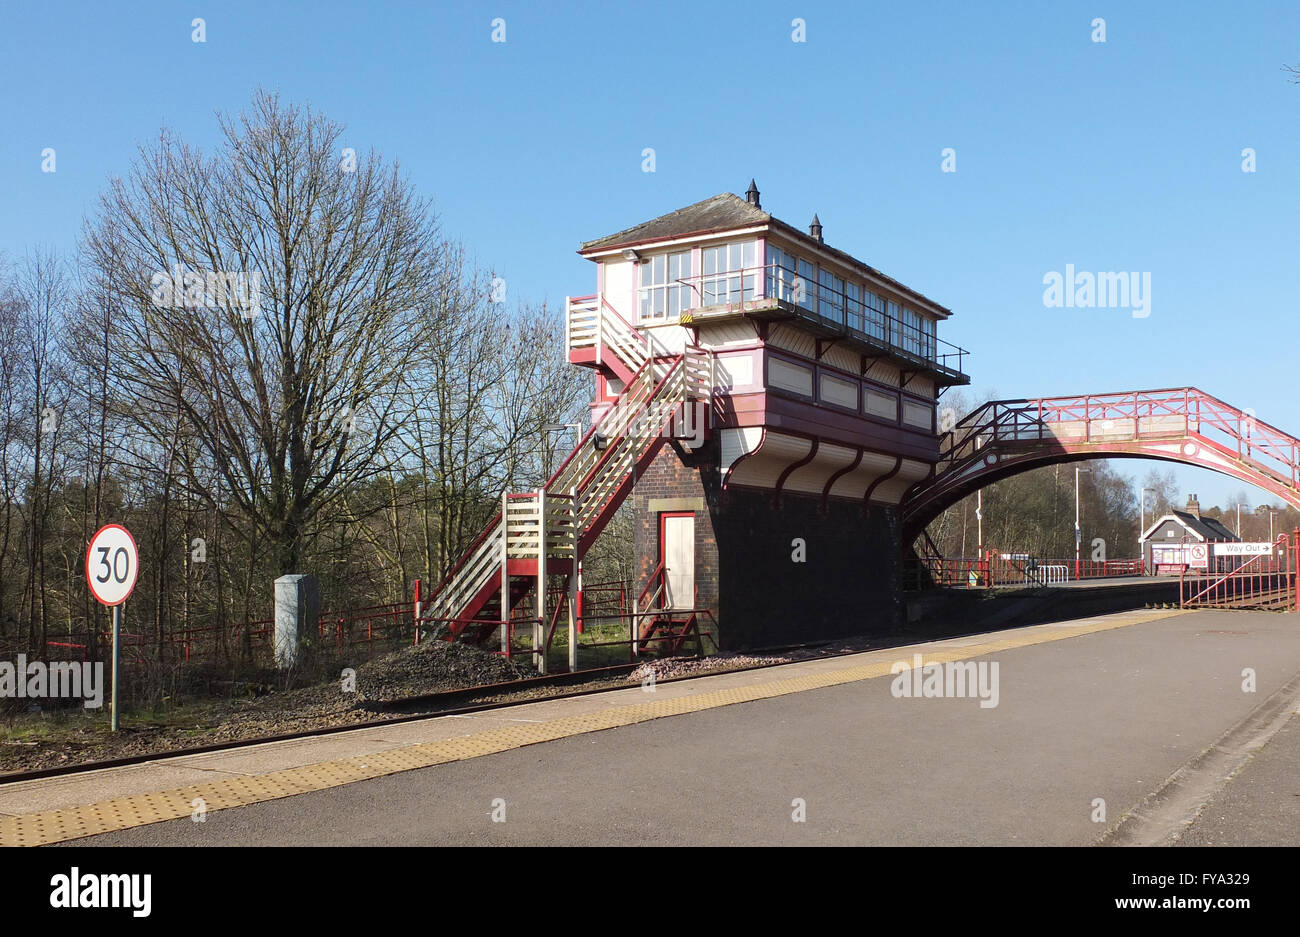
<box><xmin>746</xmin><ymin>179</ymin><xmax>761</xmax><ymax>209</ymax></box>
<box><xmin>809</xmin><ymin>213</ymin><xmax>823</xmax><ymax>243</ymax></box>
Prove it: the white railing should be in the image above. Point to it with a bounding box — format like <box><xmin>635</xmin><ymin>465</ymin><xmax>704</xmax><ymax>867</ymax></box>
<box><xmin>566</xmin><ymin>293</ymin><xmax>651</xmax><ymax>376</ymax></box>
<box><xmin>427</xmin><ymin>344</ymin><xmax>714</xmax><ymax>626</ymax></box>
<box><xmin>1035</xmin><ymin>565</ymin><xmax>1070</xmax><ymax>585</ymax></box>
<box><xmin>549</xmin><ymin>356</ymin><xmax>692</xmax><ymax>533</ymax></box>
<box><xmin>425</xmin><ymin>514</ymin><xmax>505</xmax><ymax>621</ymax></box>
<box><xmin>683</xmin><ymin>344</ymin><xmax>713</xmax><ymax>404</ymax></box>
<box><xmin>423</xmin><ymin>493</ymin><xmax>578</xmax><ymax>623</ymax></box>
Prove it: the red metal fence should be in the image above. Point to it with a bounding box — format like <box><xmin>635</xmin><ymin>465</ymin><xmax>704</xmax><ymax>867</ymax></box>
<box><xmin>4</xmin><ymin>599</ymin><xmax>421</xmax><ymax>669</ymax></box>
<box><xmin>913</xmin><ymin>550</ymin><xmax>1144</xmax><ymax>589</ymax></box>
<box><xmin>1</xmin><ymin>569</ymin><xmax>704</xmax><ymax>673</ymax></box>
<box><xmin>1180</xmin><ymin>531</ymin><xmax>1299</xmax><ymax>610</ymax></box>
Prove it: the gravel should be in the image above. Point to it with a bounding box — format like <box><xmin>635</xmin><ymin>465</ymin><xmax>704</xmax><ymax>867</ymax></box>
<box><xmin>627</xmin><ymin>653</ymin><xmax>792</xmax><ymax>683</ymax></box>
<box><xmin>0</xmin><ymin>640</ymin><xmax>538</xmax><ymax>775</ymax></box>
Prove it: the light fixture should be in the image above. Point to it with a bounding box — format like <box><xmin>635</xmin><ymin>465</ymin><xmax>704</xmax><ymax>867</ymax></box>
<box><xmin>621</xmin><ymin>248</ymin><xmax>641</xmax><ymax>263</ymax></box>
<box><xmin>593</xmin><ymin>433</ymin><xmax>608</xmax><ymax>451</ymax></box>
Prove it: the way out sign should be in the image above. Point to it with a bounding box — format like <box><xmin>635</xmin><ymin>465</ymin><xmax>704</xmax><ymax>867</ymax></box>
<box><xmin>1214</xmin><ymin>542</ymin><xmax>1277</xmax><ymax>557</ymax></box>
<box><xmin>86</xmin><ymin>523</ymin><xmax>138</xmax><ymax>732</ymax></box>
<box><xmin>86</xmin><ymin>524</ymin><xmax>139</xmax><ymax>606</ymax></box>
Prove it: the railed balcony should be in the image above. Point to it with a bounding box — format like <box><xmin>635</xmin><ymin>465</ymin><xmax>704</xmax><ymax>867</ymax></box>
<box><xmin>568</xmin><ymin>264</ymin><xmax>969</xmax><ymax>387</ymax></box>
<box><xmin>665</xmin><ymin>263</ymin><xmax>969</xmax><ymax>385</ymax></box>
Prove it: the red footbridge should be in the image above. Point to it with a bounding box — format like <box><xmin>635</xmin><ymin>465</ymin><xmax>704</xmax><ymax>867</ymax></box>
<box><xmin>902</xmin><ymin>387</ymin><xmax>1300</xmax><ymax>541</ymax></box>
<box><xmin>900</xmin><ymin>387</ymin><xmax>1300</xmax><ymax>609</ymax></box>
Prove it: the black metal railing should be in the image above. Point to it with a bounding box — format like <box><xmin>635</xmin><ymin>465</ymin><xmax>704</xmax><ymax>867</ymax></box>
<box><xmin>652</xmin><ymin>263</ymin><xmax>968</xmax><ymax>379</ymax></box>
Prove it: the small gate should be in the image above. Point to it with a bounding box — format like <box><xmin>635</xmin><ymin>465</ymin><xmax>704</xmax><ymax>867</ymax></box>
<box><xmin>1180</xmin><ymin>531</ymin><xmax>1299</xmax><ymax>610</ymax></box>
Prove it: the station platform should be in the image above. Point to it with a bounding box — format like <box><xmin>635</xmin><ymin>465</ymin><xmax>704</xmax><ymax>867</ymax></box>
<box><xmin>0</xmin><ymin>607</ymin><xmax>1189</xmax><ymax>846</ymax></box>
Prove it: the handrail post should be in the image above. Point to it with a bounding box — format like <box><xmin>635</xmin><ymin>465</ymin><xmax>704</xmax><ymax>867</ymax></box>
<box><xmin>568</xmin><ymin>485</ymin><xmax>580</xmax><ymax>672</ymax></box>
<box><xmin>595</xmin><ymin>291</ymin><xmax>603</xmax><ymax>369</ymax></box>
<box><xmin>535</xmin><ymin>489</ymin><xmax>547</xmax><ymax>674</ymax></box>
<box><xmin>1293</xmin><ymin>527</ymin><xmax>1299</xmax><ymax>611</ymax></box>
<box><xmin>500</xmin><ymin>493</ymin><xmax>509</xmax><ymax>654</ymax></box>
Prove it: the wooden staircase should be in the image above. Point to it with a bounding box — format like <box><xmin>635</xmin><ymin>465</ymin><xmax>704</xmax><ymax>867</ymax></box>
<box><xmin>565</xmin><ymin>293</ymin><xmax>652</xmax><ymax>385</ymax></box>
<box><xmin>634</xmin><ymin>563</ymin><xmax>704</xmax><ymax>657</ymax></box>
<box><xmin>420</xmin><ymin>302</ymin><xmax>713</xmax><ymax>667</ymax></box>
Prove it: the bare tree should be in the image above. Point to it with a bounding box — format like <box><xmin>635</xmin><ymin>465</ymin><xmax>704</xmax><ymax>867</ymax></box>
<box><xmin>83</xmin><ymin>89</ymin><xmax>442</xmax><ymax>576</ymax></box>
<box><xmin>11</xmin><ymin>250</ymin><xmax>74</xmax><ymax>649</ymax></box>
<box><xmin>0</xmin><ymin>272</ymin><xmax>23</xmax><ymax>640</ymax></box>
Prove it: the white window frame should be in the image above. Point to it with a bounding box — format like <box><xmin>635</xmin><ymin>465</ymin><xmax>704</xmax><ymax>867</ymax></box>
<box><xmin>701</xmin><ymin>241</ymin><xmax>758</xmax><ymax>307</ymax></box>
<box><xmin>637</xmin><ymin>250</ymin><xmax>694</xmax><ymax>322</ymax></box>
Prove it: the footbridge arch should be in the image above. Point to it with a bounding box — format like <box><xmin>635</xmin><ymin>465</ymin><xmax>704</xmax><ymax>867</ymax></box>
<box><xmin>901</xmin><ymin>388</ymin><xmax>1300</xmax><ymax>543</ymax></box>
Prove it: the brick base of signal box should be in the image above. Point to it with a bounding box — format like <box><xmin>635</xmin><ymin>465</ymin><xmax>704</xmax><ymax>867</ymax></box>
<box><xmin>629</xmin><ymin>439</ymin><xmax>904</xmax><ymax>651</ymax></box>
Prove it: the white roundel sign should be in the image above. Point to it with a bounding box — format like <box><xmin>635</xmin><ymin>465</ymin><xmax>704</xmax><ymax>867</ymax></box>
<box><xmin>86</xmin><ymin>524</ymin><xmax>139</xmax><ymax>606</ymax></box>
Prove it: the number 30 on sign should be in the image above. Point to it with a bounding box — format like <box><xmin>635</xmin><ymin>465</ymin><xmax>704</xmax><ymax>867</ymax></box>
<box><xmin>85</xmin><ymin>523</ymin><xmax>139</xmax><ymax>606</ymax></box>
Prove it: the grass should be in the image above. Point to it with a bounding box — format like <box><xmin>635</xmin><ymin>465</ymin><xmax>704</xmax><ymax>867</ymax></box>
<box><xmin>0</xmin><ymin>694</ymin><xmax>244</xmax><ymax>745</ymax></box>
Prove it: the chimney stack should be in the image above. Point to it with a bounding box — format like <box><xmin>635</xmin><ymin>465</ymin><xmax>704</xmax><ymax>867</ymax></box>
<box><xmin>1185</xmin><ymin>494</ymin><xmax>1201</xmax><ymax>519</ymax></box>
<box><xmin>745</xmin><ymin>179</ymin><xmax>761</xmax><ymax>209</ymax></box>
<box><xmin>809</xmin><ymin>213</ymin><xmax>823</xmax><ymax>243</ymax></box>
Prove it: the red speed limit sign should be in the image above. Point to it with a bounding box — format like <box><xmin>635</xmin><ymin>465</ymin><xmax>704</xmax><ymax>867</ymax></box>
<box><xmin>86</xmin><ymin>523</ymin><xmax>139</xmax><ymax>606</ymax></box>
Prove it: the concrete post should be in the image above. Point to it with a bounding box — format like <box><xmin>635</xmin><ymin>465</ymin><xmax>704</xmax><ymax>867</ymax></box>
<box><xmin>274</xmin><ymin>574</ymin><xmax>320</xmax><ymax>668</ymax></box>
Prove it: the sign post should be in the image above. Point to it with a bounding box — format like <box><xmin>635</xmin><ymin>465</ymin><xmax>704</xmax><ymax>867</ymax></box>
<box><xmin>85</xmin><ymin>524</ymin><xmax>139</xmax><ymax>732</ymax></box>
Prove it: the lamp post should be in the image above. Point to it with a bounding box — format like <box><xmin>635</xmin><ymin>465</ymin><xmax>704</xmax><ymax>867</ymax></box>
<box><xmin>976</xmin><ymin>489</ymin><xmax>983</xmax><ymax>554</ymax></box>
<box><xmin>1139</xmin><ymin>487</ymin><xmax>1157</xmax><ymax>574</ymax></box>
<box><xmin>1236</xmin><ymin>502</ymin><xmax>1250</xmax><ymax>538</ymax></box>
<box><xmin>1075</xmin><ymin>466</ymin><xmax>1091</xmax><ymax>579</ymax></box>
<box><xmin>540</xmin><ymin>422</ymin><xmax>583</xmax><ymax>483</ymax></box>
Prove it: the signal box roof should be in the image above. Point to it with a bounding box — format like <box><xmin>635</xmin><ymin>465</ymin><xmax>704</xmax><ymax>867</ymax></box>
<box><xmin>578</xmin><ymin>191</ymin><xmax>951</xmax><ymax>318</ymax></box>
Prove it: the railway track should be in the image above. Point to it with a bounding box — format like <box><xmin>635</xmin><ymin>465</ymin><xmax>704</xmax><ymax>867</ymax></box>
<box><xmin>0</xmin><ymin>654</ymin><xmax>807</xmax><ymax>786</ymax></box>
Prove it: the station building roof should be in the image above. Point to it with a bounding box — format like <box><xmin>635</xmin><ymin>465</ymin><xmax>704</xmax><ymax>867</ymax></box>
<box><xmin>1139</xmin><ymin>510</ymin><xmax>1239</xmax><ymax>543</ymax></box>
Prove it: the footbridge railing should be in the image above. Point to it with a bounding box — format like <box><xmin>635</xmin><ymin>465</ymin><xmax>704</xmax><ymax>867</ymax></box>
<box><xmin>904</xmin><ymin>388</ymin><xmax>1300</xmax><ymax>541</ymax></box>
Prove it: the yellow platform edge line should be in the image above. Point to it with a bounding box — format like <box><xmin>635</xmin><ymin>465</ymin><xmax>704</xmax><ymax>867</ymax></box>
<box><xmin>0</xmin><ymin>608</ymin><xmax>1188</xmax><ymax>846</ymax></box>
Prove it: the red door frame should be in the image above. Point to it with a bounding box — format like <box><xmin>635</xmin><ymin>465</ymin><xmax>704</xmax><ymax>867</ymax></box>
<box><xmin>658</xmin><ymin>512</ymin><xmax>695</xmax><ymax>608</ymax></box>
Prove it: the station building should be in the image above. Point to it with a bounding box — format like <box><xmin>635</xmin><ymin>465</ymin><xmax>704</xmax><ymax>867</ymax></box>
<box><xmin>567</xmin><ymin>183</ymin><xmax>969</xmax><ymax>649</ymax></box>
<box><xmin>1140</xmin><ymin>494</ymin><xmax>1240</xmax><ymax>575</ymax></box>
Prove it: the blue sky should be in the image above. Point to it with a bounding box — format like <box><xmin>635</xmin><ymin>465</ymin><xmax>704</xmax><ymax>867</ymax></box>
<box><xmin>2</xmin><ymin>0</ymin><xmax>1297</xmax><ymax>510</ymax></box>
